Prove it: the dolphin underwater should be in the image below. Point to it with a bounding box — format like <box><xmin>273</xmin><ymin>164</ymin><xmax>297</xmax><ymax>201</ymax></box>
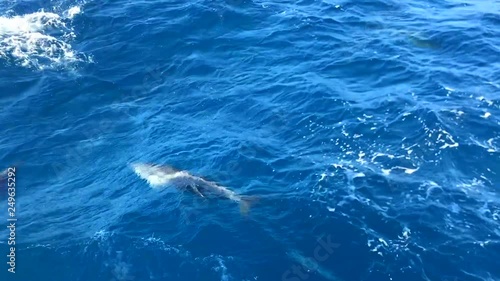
<box><xmin>131</xmin><ymin>163</ymin><xmax>257</xmax><ymax>214</ymax></box>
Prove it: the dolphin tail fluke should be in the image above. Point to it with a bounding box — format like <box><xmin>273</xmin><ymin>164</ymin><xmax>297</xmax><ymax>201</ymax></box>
<box><xmin>239</xmin><ymin>196</ymin><xmax>259</xmax><ymax>216</ymax></box>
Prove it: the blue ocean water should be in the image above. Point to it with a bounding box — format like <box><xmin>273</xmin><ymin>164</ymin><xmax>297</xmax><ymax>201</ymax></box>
<box><xmin>0</xmin><ymin>0</ymin><xmax>499</xmax><ymax>280</ymax></box>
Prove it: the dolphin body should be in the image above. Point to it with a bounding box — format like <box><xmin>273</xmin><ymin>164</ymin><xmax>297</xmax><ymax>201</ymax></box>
<box><xmin>131</xmin><ymin>163</ymin><xmax>256</xmax><ymax>214</ymax></box>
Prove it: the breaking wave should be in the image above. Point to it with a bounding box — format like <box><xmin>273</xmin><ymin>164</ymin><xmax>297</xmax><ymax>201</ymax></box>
<box><xmin>0</xmin><ymin>5</ymin><xmax>90</xmax><ymax>70</ymax></box>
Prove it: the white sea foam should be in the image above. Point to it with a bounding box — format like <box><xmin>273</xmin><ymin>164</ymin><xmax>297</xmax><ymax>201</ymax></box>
<box><xmin>381</xmin><ymin>169</ymin><xmax>391</xmax><ymax>175</ymax></box>
<box><xmin>0</xmin><ymin>7</ymin><xmax>88</xmax><ymax>69</ymax></box>
<box><xmin>65</xmin><ymin>6</ymin><xmax>82</xmax><ymax>19</ymax></box>
<box><xmin>477</xmin><ymin>96</ymin><xmax>494</xmax><ymax>106</ymax></box>
<box><xmin>440</xmin><ymin>142</ymin><xmax>459</xmax><ymax>149</ymax></box>
<box><xmin>371</xmin><ymin>152</ymin><xmax>397</xmax><ymax>162</ymax></box>
<box><xmin>437</xmin><ymin>129</ymin><xmax>459</xmax><ymax>149</ymax></box>
<box><xmin>486</xmin><ymin>138</ymin><xmax>497</xmax><ymax>152</ymax></box>
<box><xmin>378</xmin><ymin>237</ymin><xmax>389</xmax><ymax>247</ymax></box>
<box><xmin>214</xmin><ymin>256</ymin><xmax>231</xmax><ymax>281</ymax></box>
<box><xmin>400</xmin><ymin>227</ymin><xmax>411</xmax><ymax>240</ymax></box>
<box><xmin>138</xmin><ymin>235</ymin><xmax>190</xmax><ymax>256</ymax></box>
<box><xmin>391</xmin><ymin>166</ymin><xmax>418</xmax><ymax>174</ymax></box>
<box><xmin>93</xmin><ymin>229</ymin><xmax>112</xmax><ymax>240</ymax></box>
<box><xmin>481</xmin><ymin>112</ymin><xmax>491</xmax><ymax>119</ymax></box>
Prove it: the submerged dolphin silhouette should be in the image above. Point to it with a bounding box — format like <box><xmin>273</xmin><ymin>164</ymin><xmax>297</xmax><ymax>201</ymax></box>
<box><xmin>131</xmin><ymin>163</ymin><xmax>258</xmax><ymax>214</ymax></box>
